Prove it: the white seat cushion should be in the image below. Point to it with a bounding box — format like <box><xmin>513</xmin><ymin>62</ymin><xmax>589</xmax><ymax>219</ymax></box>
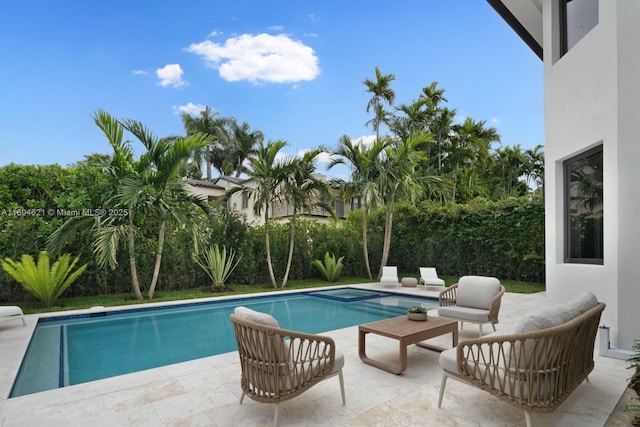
<box><xmin>332</xmin><ymin>351</ymin><xmax>345</xmax><ymax>374</ymax></box>
<box><xmin>439</xmin><ymin>347</ymin><xmax>458</xmax><ymax>373</ymax></box>
<box><xmin>438</xmin><ymin>306</ymin><xmax>490</xmax><ymax>322</ymax></box>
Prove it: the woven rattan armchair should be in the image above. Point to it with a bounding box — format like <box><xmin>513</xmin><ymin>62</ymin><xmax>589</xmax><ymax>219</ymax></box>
<box><xmin>438</xmin><ymin>275</ymin><xmax>505</xmax><ymax>336</ymax></box>
<box><xmin>230</xmin><ymin>307</ymin><xmax>346</xmax><ymax>426</ymax></box>
<box><xmin>438</xmin><ymin>293</ymin><xmax>605</xmax><ymax>427</ymax></box>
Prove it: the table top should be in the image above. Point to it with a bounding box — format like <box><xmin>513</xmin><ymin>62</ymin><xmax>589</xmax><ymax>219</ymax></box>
<box><xmin>359</xmin><ymin>315</ymin><xmax>457</xmax><ymax>338</ymax></box>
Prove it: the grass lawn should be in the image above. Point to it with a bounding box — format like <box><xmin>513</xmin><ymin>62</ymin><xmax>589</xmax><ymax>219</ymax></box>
<box><xmin>16</xmin><ymin>275</ymin><xmax>545</xmax><ymax>315</ymax></box>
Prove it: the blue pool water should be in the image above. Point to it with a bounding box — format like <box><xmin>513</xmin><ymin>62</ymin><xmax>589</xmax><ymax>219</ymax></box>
<box><xmin>10</xmin><ymin>287</ymin><xmax>437</xmax><ymax>398</ymax></box>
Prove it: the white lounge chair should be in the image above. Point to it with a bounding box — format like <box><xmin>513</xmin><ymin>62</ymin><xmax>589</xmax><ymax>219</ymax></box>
<box><xmin>379</xmin><ymin>266</ymin><xmax>399</xmax><ymax>287</ymax></box>
<box><xmin>0</xmin><ymin>306</ymin><xmax>26</xmax><ymax>326</ymax></box>
<box><xmin>419</xmin><ymin>267</ymin><xmax>445</xmax><ymax>288</ymax></box>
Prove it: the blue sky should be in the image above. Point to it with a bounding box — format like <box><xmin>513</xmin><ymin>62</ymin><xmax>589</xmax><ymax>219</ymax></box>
<box><xmin>0</xmin><ymin>1</ymin><xmax>542</xmax><ymax>179</ymax></box>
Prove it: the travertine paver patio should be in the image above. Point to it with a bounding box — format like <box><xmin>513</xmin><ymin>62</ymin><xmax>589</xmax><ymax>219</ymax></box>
<box><xmin>0</xmin><ymin>285</ymin><xmax>632</xmax><ymax>426</ymax></box>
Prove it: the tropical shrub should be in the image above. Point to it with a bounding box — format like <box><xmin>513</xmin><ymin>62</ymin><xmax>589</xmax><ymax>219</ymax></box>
<box><xmin>194</xmin><ymin>244</ymin><xmax>243</xmax><ymax>291</ymax></box>
<box><xmin>312</xmin><ymin>252</ymin><xmax>344</xmax><ymax>282</ymax></box>
<box><xmin>627</xmin><ymin>339</ymin><xmax>640</xmax><ymax>425</ymax></box>
<box><xmin>1</xmin><ymin>251</ymin><xmax>87</xmax><ymax>307</ymax></box>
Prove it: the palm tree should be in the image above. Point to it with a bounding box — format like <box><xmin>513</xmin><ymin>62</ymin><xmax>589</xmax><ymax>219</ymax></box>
<box><xmin>376</xmin><ymin>134</ymin><xmax>446</xmax><ymax>274</ymax></box>
<box><xmin>364</xmin><ymin>67</ymin><xmax>396</xmax><ymax>140</ymax></box>
<box><xmin>228</xmin><ymin>120</ymin><xmax>263</xmax><ymax>178</ymax></box>
<box><xmin>49</xmin><ymin>111</ymin><xmax>212</xmax><ymax>301</ymax></box>
<box><xmin>119</xmin><ymin>119</ymin><xmax>213</xmax><ymax>299</ymax></box>
<box><xmin>448</xmin><ymin>118</ymin><xmax>500</xmax><ymax>201</ymax></box>
<box><xmin>494</xmin><ymin>145</ymin><xmax>527</xmax><ymax>197</ymax></box>
<box><xmin>48</xmin><ymin>110</ymin><xmax>144</xmax><ymax>299</ymax></box>
<box><xmin>279</xmin><ymin>148</ymin><xmax>334</xmax><ymax>288</ymax></box>
<box><xmin>328</xmin><ymin>135</ymin><xmax>390</xmax><ymax>280</ymax></box>
<box><xmin>230</xmin><ymin>140</ymin><xmax>290</xmax><ymax>288</ymax></box>
<box><xmin>524</xmin><ymin>144</ymin><xmax>545</xmax><ymax>193</ymax></box>
<box><xmin>181</xmin><ymin>106</ymin><xmax>225</xmax><ymax>180</ymax></box>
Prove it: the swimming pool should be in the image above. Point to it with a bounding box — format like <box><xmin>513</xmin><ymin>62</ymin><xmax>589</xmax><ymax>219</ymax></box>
<box><xmin>10</xmin><ymin>287</ymin><xmax>438</xmax><ymax>398</ymax></box>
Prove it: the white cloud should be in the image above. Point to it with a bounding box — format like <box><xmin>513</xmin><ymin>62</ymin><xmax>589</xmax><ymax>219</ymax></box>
<box><xmin>490</xmin><ymin>117</ymin><xmax>501</xmax><ymax>125</ymax></box>
<box><xmin>268</xmin><ymin>25</ymin><xmax>284</xmax><ymax>31</ymax></box>
<box><xmin>156</xmin><ymin>64</ymin><xmax>187</xmax><ymax>88</ymax></box>
<box><xmin>353</xmin><ymin>134</ymin><xmax>377</xmax><ymax>148</ymax></box>
<box><xmin>173</xmin><ymin>102</ymin><xmax>207</xmax><ymax>116</ymax></box>
<box><xmin>186</xmin><ymin>33</ymin><xmax>320</xmax><ymax>83</ymax></box>
<box><xmin>132</xmin><ymin>69</ymin><xmax>147</xmax><ymax>75</ymax></box>
<box><xmin>296</xmin><ymin>148</ymin><xmax>337</xmax><ymax>165</ymax></box>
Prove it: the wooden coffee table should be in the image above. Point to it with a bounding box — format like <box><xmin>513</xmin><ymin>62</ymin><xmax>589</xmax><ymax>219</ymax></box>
<box><xmin>358</xmin><ymin>316</ymin><xmax>458</xmax><ymax>374</ymax></box>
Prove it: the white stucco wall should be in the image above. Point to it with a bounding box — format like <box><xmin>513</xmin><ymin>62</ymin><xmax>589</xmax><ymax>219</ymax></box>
<box><xmin>543</xmin><ymin>0</ymin><xmax>640</xmax><ymax>350</ymax></box>
<box><xmin>613</xmin><ymin>1</ymin><xmax>640</xmax><ymax>349</ymax></box>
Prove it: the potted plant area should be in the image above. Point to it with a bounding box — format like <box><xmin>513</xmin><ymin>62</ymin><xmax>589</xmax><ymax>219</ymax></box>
<box><xmin>407</xmin><ymin>306</ymin><xmax>427</xmax><ymax>321</ymax></box>
<box><xmin>627</xmin><ymin>339</ymin><xmax>640</xmax><ymax>425</ymax></box>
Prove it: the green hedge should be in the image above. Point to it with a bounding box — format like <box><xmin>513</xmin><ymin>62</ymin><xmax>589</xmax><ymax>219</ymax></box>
<box><xmin>378</xmin><ymin>197</ymin><xmax>545</xmax><ymax>282</ymax></box>
<box><xmin>0</xmin><ymin>163</ymin><xmax>544</xmax><ymax>302</ymax></box>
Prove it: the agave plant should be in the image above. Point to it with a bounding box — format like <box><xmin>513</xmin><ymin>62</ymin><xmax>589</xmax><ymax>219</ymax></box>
<box><xmin>312</xmin><ymin>252</ymin><xmax>344</xmax><ymax>282</ymax></box>
<box><xmin>195</xmin><ymin>244</ymin><xmax>243</xmax><ymax>291</ymax></box>
<box><xmin>1</xmin><ymin>251</ymin><xmax>87</xmax><ymax>308</ymax></box>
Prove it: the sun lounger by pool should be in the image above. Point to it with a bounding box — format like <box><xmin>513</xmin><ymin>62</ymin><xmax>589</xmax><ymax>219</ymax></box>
<box><xmin>0</xmin><ymin>306</ymin><xmax>26</xmax><ymax>326</ymax></box>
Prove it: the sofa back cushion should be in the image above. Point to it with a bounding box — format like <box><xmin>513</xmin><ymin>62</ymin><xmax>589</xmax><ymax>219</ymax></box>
<box><xmin>511</xmin><ymin>292</ymin><xmax>599</xmax><ymax>369</ymax></box>
<box><xmin>565</xmin><ymin>292</ymin><xmax>598</xmax><ymax>315</ymax></box>
<box><xmin>513</xmin><ymin>292</ymin><xmax>598</xmax><ymax>334</ymax></box>
<box><xmin>456</xmin><ymin>276</ymin><xmax>501</xmax><ymax>310</ymax></box>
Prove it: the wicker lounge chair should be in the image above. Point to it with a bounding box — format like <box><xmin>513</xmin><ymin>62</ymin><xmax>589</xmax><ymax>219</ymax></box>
<box><xmin>0</xmin><ymin>306</ymin><xmax>26</xmax><ymax>326</ymax></box>
<box><xmin>438</xmin><ymin>292</ymin><xmax>604</xmax><ymax>427</ymax></box>
<box><xmin>437</xmin><ymin>275</ymin><xmax>505</xmax><ymax>336</ymax></box>
<box><xmin>230</xmin><ymin>306</ymin><xmax>346</xmax><ymax>426</ymax></box>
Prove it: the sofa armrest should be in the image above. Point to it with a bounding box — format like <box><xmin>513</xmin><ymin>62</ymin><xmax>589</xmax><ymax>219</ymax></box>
<box><xmin>439</xmin><ymin>284</ymin><xmax>458</xmax><ymax>307</ymax></box>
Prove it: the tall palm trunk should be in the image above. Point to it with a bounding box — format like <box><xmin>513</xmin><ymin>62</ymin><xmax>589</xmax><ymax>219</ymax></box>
<box><xmin>264</xmin><ymin>211</ymin><xmax>278</xmax><ymax>288</ymax></box>
<box><xmin>379</xmin><ymin>194</ymin><xmax>395</xmax><ymax>277</ymax></box>
<box><xmin>147</xmin><ymin>220</ymin><xmax>165</xmax><ymax>299</ymax></box>
<box><xmin>362</xmin><ymin>201</ymin><xmax>373</xmax><ymax>280</ymax></box>
<box><xmin>281</xmin><ymin>208</ymin><xmax>297</xmax><ymax>288</ymax></box>
<box><xmin>203</xmin><ymin>146</ymin><xmax>212</xmax><ymax>181</ymax></box>
<box><xmin>127</xmin><ymin>215</ymin><xmax>143</xmax><ymax>300</ymax></box>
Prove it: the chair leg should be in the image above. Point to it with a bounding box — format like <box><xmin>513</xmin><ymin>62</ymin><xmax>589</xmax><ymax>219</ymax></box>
<box><xmin>479</xmin><ymin>324</ymin><xmax>483</xmax><ymax>336</ymax></box>
<box><xmin>491</xmin><ymin>322</ymin><xmax>496</xmax><ymax>332</ymax></box>
<box><xmin>338</xmin><ymin>370</ymin><xmax>346</xmax><ymax>405</ymax></box>
<box><xmin>273</xmin><ymin>404</ymin><xmax>280</xmax><ymax>427</ymax></box>
<box><xmin>438</xmin><ymin>372</ymin><xmax>448</xmax><ymax>408</ymax></box>
<box><xmin>524</xmin><ymin>411</ymin><xmax>532</xmax><ymax>427</ymax></box>
<box><xmin>239</xmin><ymin>391</ymin><xmax>245</xmax><ymax>404</ymax></box>
<box><xmin>460</xmin><ymin>321</ymin><xmax>464</xmax><ymax>330</ymax></box>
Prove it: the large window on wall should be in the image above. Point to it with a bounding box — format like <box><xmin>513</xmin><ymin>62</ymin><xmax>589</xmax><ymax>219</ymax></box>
<box><xmin>564</xmin><ymin>145</ymin><xmax>603</xmax><ymax>264</ymax></box>
<box><xmin>561</xmin><ymin>0</ymin><xmax>599</xmax><ymax>55</ymax></box>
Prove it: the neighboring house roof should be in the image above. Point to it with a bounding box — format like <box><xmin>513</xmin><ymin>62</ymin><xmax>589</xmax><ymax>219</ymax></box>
<box><xmin>487</xmin><ymin>0</ymin><xmax>543</xmax><ymax>60</ymax></box>
<box><xmin>212</xmin><ymin>175</ymin><xmax>251</xmax><ymax>186</ymax></box>
<box><xmin>185</xmin><ymin>179</ymin><xmax>225</xmax><ymax>190</ymax></box>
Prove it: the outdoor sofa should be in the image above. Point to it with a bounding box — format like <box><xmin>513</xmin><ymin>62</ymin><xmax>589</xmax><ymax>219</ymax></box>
<box><xmin>438</xmin><ymin>292</ymin><xmax>604</xmax><ymax>427</ymax></box>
